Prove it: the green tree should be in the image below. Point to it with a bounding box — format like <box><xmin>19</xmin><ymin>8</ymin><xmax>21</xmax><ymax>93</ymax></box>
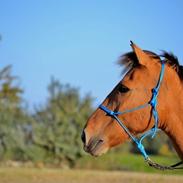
<box><xmin>0</xmin><ymin>65</ymin><xmax>27</xmax><ymax>160</ymax></box>
<box><xmin>0</xmin><ymin>66</ymin><xmax>22</xmax><ymax>157</ymax></box>
<box><xmin>32</xmin><ymin>77</ymin><xmax>93</xmax><ymax>166</ymax></box>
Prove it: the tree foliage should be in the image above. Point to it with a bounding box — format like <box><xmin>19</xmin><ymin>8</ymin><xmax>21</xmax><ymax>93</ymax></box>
<box><xmin>0</xmin><ymin>65</ymin><xmax>27</xmax><ymax>160</ymax></box>
<box><xmin>0</xmin><ymin>66</ymin><xmax>93</xmax><ymax>165</ymax></box>
<box><xmin>31</xmin><ymin>77</ymin><xmax>93</xmax><ymax>165</ymax></box>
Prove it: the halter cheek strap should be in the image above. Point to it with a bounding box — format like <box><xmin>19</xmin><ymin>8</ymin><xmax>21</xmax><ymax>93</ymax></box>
<box><xmin>99</xmin><ymin>61</ymin><xmax>183</xmax><ymax>170</ymax></box>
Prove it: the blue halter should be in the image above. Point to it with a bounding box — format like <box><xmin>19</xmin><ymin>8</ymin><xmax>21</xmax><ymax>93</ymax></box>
<box><xmin>99</xmin><ymin>61</ymin><xmax>165</xmax><ymax>160</ymax></box>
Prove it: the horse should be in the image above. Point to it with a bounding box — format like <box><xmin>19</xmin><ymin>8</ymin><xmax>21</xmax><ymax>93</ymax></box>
<box><xmin>81</xmin><ymin>42</ymin><xmax>183</xmax><ymax>169</ymax></box>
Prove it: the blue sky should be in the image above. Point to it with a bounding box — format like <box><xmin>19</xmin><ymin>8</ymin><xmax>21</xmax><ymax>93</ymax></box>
<box><xmin>0</xmin><ymin>0</ymin><xmax>183</xmax><ymax>108</ymax></box>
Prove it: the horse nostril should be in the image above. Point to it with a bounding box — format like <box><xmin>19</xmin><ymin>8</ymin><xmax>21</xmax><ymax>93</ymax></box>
<box><xmin>98</xmin><ymin>139</ymin><xmax>104</xmax><ymax>143</ymax></box>
<box><xmin>81</xmin><ymin>130</ymin><xmax>86</xmax><ymax>144</ymax></box>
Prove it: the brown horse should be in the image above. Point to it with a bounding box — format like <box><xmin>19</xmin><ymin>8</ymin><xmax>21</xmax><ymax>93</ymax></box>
<box><xmin>81</xmin><ymin>42</ymin><xmax>183</xmax><ymax>163</ymax></box>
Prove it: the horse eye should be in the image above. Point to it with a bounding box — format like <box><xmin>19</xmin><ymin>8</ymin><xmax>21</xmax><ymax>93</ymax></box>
<box><xmin>119</xmin><ymin>85</ymin><xmax>130</xmax><ymax>93</ymax></box>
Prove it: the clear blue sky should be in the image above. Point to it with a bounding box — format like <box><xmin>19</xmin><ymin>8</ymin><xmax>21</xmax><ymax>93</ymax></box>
<box><xmin>0</xmin><ymin>0</ymin><xmax>183</xmax><ymax>108</ymax></box>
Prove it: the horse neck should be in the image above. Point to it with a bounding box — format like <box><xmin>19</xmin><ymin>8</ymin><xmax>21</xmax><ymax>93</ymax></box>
<box><xmin>159</xmin><ymin>67</ymin><xmax>183</xmax><ymax>159</ymax></box>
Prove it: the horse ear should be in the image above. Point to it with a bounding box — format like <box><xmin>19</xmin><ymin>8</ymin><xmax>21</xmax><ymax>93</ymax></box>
<box><xmin>130</xmin><ymin>41</ymin><xmax>150</xmax><ymax>66</ymax></box>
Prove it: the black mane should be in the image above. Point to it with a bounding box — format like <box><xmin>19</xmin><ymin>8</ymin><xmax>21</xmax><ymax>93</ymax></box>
<box><xmin>161</xmin><ymin>51</ymin><xmax>183</xmax><ymax>80</ymax></box>
<box><xmin>118</xmin><ymin>50</ymin><xmax>183</xmax><ymax>80</ymax></box>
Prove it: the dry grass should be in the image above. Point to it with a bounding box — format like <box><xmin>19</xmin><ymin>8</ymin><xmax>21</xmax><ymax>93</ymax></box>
<box><xmin>0</xmin><ymin>168</ymin><xmax>183</xmax><ymax>183</ymax></box>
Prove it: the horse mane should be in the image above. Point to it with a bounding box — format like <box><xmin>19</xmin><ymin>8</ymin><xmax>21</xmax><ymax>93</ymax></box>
<box><xmin>118</xmin><ymin>50</ymin><xmax>183</xmax><ymax>81</ymax></box>
<box><xmin>161</xmin><ymin>51</ymin><xmax>183</xmax><ymax>80</ymax></box>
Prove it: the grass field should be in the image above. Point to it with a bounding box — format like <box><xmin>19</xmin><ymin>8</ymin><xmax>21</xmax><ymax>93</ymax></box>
<box><xmin>0</xmin><ymin>152</ymin><xmax>182</xmax><ymax>183</ymax></box>
<box><xmin>0</xmin><ymin>168</ymin><xmax>183</xmax><ymax>183</ymax></box>
<box><xmin>76</xmin><ymin>152</ymin><xmax>183</xmax><ymax>174</ymax></box>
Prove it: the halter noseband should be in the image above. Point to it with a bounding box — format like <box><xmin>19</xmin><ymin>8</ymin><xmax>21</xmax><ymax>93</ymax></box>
<box><xmin>99</xmin><ymin>61</ymin><xmax>183</xmax><ymax>170</ymax></box>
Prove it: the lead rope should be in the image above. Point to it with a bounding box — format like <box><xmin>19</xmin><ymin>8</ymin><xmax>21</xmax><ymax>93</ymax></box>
<box><xmin>99</xmin><ymin>60</ymin><xmax>183</xmax><ymax>170</ymax></box>
<box><xmin>145</xmin><ymin>158</ymin><xmax>183</xmax><ymax>170</ymax></box>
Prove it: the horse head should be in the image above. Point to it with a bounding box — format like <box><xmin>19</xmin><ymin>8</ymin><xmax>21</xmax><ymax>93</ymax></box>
<box><xmin>82</xmin><ymin>42</ymin><xmax>183</xmax><ymax>161</ymax></box>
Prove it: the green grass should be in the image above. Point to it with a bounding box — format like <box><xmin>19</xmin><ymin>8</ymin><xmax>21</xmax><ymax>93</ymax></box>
<box><xmin>76</xmin><ymin>152</ymin><xmax>183</xmax><ymax>174</ymax></box>
<box><xmin>0</xmin><ymin>152</ymin><xmax>182</xmax><ymax>183</ymax></box>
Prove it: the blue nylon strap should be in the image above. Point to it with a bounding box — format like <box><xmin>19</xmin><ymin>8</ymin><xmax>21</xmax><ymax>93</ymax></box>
<box><xmin>99</xmin><ymin>61</ymin><xmax>165</xmax><ymax>160</ymax></box>
<box><xmin>149</xmin><ymin>62</ymin><xmax>165</xmax><ymax>137</ymax></box>
<box><xmin>99</xmin><ymin>104</ymin><xmax>149</xmax><ymax>159</ymax></box>
<box><xmin>99</xmin><ymin>103</ymin><xmax>149</xmax><ymax>116</ymax></box>
<box><xmin>115</xmin><ymin>103</ymin><xmax>150</xmax><ymax>115</ymax></box>
<box><xmin>113</xmin><ymin>115</ymin><xmax>138</xmax><ymax>143</ymax></box>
